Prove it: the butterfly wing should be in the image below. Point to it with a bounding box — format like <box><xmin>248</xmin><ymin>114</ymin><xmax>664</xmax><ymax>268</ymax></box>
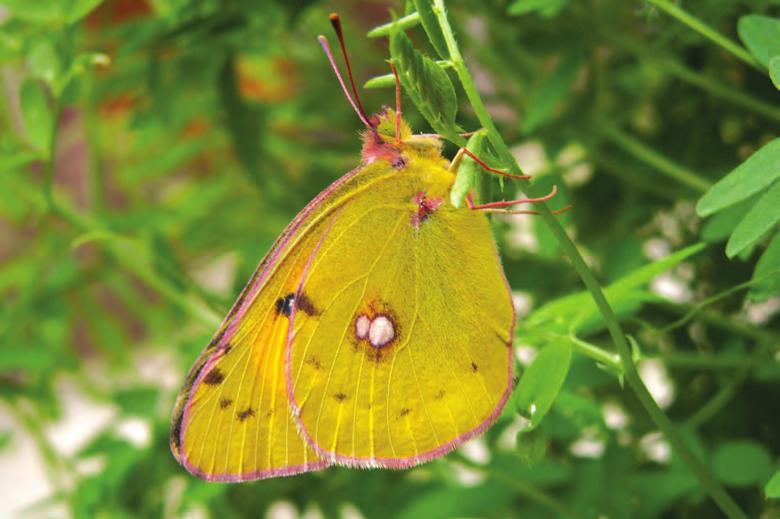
<box><xmin>286</xmin><ymin>157</ymin><xmax>514</xmax><ymax>467</ymax></box>
<box><xmin>170</xmin><ymin>164</ymin><xmax>379</xmax><ymax>481</ymax></box>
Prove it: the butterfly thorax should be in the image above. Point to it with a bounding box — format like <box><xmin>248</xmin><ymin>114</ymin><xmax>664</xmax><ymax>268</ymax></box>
<box><xmin>361</xmin><ymin>108</ymin><xmax>449</xmax><ymax>173</ymax></box>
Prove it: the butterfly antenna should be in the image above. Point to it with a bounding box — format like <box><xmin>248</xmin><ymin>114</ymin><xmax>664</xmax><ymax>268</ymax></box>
<box><xmin>389</xmin><ymin>62</ymin><xmax>402</xmax><ymax>144</ymax></box>
<box><xmin>318</xmin><ymin>35</ymin><xmax>372</xmax><ymax>129</ymax></box>
<box><xmin>329</xmin><ymin>13</ymin><xmax>370</xmax><ymax>125</ymax></box>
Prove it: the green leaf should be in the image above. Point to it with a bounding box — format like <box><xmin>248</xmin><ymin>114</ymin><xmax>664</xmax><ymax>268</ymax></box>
<box><xmin>749</xmin><ymin>233</ymin><xmax>780</xmax><ymax>301</ymax></box>
<box><xmin>515</xmin><ymin>339</ymin><xmax>572</xmax><ymax>429</ymax></box>
<box><xmin>712</xmin><ymin>440</ymin><xmax>773</xmax><ymax>488</ymax></box>
<box><xmin>20</xmin><ymin>79</ymin><xmax>53</xmax><ymax>156</ymax></box>
<box><xmin>68</xmin><ymin>0</ymin><xmax>104</xmax><ymax>23</ymax></box>
<box><xmin>0</xmin><ymin>430</ymin><xmax>11</xmax><ymax>452</ymax></box>
<box><xmin>0</xmin><ymin>0</ymin><xmax>64</xmax><ymax>23</ymax></box>
<box><xmin>551</xmin><ymin>390</ymin><xmax>605</xmax><ymax>431</ymax></box>
<box><xmin>737</xmin><ymin>15</ymin><xmax>780</xmax><ymax>67</ymax></box>
<box><xmin>766</xmin><ymin>469</ymin><xmax>780</xmax><ymax>498</ymax></box>
<box><xmin>413</xmin><ymin>0</ymin><xmax>449</xmax><ymax>59</ymax></box>
<box><xmin>516</xmin><ymin>427</ymin><xmax>547</xmax><ymax>465</ymax></box>
<box><xmin>367</xmin><ymin>12</ymin><xmax>421</xmax><ymax>38</ymax></box>
<box><xmin>27</xmin><ymin>39</ymin><xmax>61</xmax><ymax>87</ymax></box>
<box><xmin>508</xmin><ymin>0</ymin><xmax>569</xmax><ymax>18</ymax></box>
<box><xmin>525</xmin><ymin>243</ymin><xmax>705</xmax><ymax>334</ymax></box>
<box><xmin>450</xmin><ymin>131</ymin><xmax>485</xmax><ymax>208</ymax></box>
<box><xmin>725</xmin><ymin>179</ymin><xmax>780</xmax><ymax>257</ymax></box>
<box><xmin>697</xmin><ymin>138</ymin><xmax>780</xmax><ymax>217</ymax></box>
<box><xmin>700</xmin><ymin>195</ymin><xmax>756</xmax><ymax>243</ymax></box>
<box><xmin>364</xmin><ymin>74</ymin><xmax>397</xmax><ymax>89</ymax></box>
<box><xmin>390</xmin><ymin>28</ymin><xmax>458</xmax><ymax>136</ymax></box>
<box><xmin>770</xmin><ymin>56</ymin><xmax>780</xmax><ymax>89</ymax></box>
<box><xmin>610</xmin><ymin>243</ymin><xmax>705</xmax><ymax>292</ymax></box>
<box><xmin>521</xmin><ymin>54</ymin><xmax>581</xmax><ymax>134</ymax></box>
<box><xmin>0</xmin><ymin>344</ymin><xmax>56</xmax><ymax>372</ymax></box>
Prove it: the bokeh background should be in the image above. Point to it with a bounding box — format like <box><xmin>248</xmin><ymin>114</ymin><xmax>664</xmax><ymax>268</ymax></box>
<box><xmin>1</xmin><ymin>0</ymin><xmax>779</xmax><ymax>517</ymax></box>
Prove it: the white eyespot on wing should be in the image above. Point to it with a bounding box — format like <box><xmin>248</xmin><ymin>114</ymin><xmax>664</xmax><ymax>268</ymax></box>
<box><xmin>355</xmin><ymin>314</ymin><xmax>371</xmax><ymax>340</ymax></box>
<box><xmin>368</xmin><ymin>315</ymin><xmax>395</xmax><ymax>348</ymax></box>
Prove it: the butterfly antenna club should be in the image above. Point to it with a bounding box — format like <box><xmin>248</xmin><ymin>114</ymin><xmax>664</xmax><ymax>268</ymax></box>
<box><xmin>329</xmin><ymin>14</ymin><xmax>367</xmax><ymax>117</ymax></box>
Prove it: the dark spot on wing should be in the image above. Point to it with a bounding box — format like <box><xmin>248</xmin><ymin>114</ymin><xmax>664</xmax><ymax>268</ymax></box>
<box><xmin>203</xmin><ymin>367</ymin><xmax>224</xmax><ymax>385</ymax></box>
<box><xmin>275</xmin><ymin>293</ymin><xmax>296</xmax><ymax>316</ymax></box>
<box><xmin>222</xmin><ymin>343</ymin><xmax>232</xmax><ymax>355</ymax></box>
<box><xmin>399</xmin><ymin>408</ymin><xmax>411</xmax><ymax>417</ymax></box>
<box><xmin>306</xmin><ymin>356</ymin><xmax>322</xmax><ymax>370</ymax></box>
<box><xmin>434</xmin><ymin>390</ymin><xmax>446</xmax><ymax>400</ymax></box>
<box><xmin>275</xmin><ymin>292</ymin><xmax>318</xmax><ymax>317</ymax></box>
<box><xmin>334</xmin><ymin>392</ymin><xmax>347</xmax><ymax>402</ymax></box>
<box><xmin>296</xmin><ymin>292</ymin><xmax>318</xmax><ymax>316</ymax></box>
<box><xmin>237</xmin><ymin>407</ymin><xmax>255</xmax><ymax>421</ymax></box>
<box><xmin>471</xmin><ymin>362</ymin><xmax>478</xmax><ymax>373</ymax></box>
<box><xmin>219</xmin><ymin>398</ymin><xmax>233</xmax><ymax>409</ymax></box>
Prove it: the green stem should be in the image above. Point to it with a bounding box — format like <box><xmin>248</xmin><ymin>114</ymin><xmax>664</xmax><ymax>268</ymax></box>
<box><xmin>569</xmin><ymin>336</ymin><xmax>623</xmax><ymax>373</ymax></box>
<box><xmin>367</xmin><ymin>12</ymin><xmax>421</xmax><ymax>38</ymax></box>
<box><xmin>51</xmin><ymin>197</ymin><xmax>222</xmax><ymax>328</ymax></box>
<box><xmin>592</xmin><ymin>155</ymin><xmax>680</xmax><ymax>201</ymax></box>
<box><xmin>624</xmin><ymin>375</ymin><xmax>745</xmax><ymax>519</ymax></box>
<box><xmin>646</xmin><ymin>0</ymin><xmax>763</xmax><ymax>71</ymax></box>
<box><xmin>43</xmin><ymin>102</ymin><xmax>62</xmax><ymax>207</ymax></box>
<box><xmin>452</xmin><ymin>454</ymin><xmax>582</xmax><ymax>519</ymax></box>
<box><xmin>594</xmin><ymin>119</ymin><xmax>712</xmax><ymax>193</ymax></box>
<box><xmin>685</xmin><ymin>343</ymin><xmax>769</xmax><ymax>429</ymax></box>
<box><xmin>432</xmin><ymin>3</ymin><xmax>746</xmax><ymax>517</ymax></box>
<box><xmin>602</xmin><ymin>32</ymin><xmax>780</xmax><ymax>123</ymax></box>
<box><xmin>657</xmin><ymin>352</ymin><xmax>754</xmax><ymax>370</ymax></box>
<box><xmin>17</xmin><ymin>181</ymin><xmax>222</xmax><ymax>329</ymax></box>
<box><xmin>654</xmin><ymin>300</ymin><xmax>780</xmax><ymax>345</ymax></box>
<box><xmin>659</xmin><ymin>270</ymin><xmax>780</xmax><ymax>335</ymax></box>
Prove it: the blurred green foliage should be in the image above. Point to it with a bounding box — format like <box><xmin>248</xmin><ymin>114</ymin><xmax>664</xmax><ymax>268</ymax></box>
<box><xmin>0</xmin><ymin>0</ymin><xmax>779</xmax><ymax>517</ymax></box>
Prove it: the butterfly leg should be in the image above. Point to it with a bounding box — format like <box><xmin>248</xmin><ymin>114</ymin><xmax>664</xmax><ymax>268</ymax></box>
<box><xmin>450</xmin><ymin>147</ymin><xmax>571</xmax><ymax>215</ymax></box>
<box><xmin>465</xmin><ymin>187</ymin><xmax>571</xmax><ymax>215</ymax></box>
<box><xmin>449</xmin><ymin>147</ymin><xmax>531</xmax><ymax>180</ymax></box>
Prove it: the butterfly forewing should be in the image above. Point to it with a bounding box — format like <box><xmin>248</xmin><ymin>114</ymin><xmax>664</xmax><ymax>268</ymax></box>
<box><xmin>170</xmin><ymin>165</ymin><xmax>378</xmax><ymax>481</ymax></box>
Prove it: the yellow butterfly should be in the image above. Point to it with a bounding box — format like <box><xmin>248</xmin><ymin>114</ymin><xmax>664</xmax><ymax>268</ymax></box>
<box><xmin>170</xmin><ymin>14</ymin><xmax>554</xmax><ymax>482</ymax></box>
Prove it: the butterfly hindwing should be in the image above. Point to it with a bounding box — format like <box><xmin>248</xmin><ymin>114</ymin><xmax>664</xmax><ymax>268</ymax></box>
<box><xmin>286</xmin><ymin>156</ymin><xmax>514</xmax><ymax>467</ymax></box>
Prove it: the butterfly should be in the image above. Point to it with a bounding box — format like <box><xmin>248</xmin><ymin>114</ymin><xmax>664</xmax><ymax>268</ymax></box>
<box><xmin>170</xmin><ymin>13</ymin><xmax>558</xmax><ymax>482</ymax></box>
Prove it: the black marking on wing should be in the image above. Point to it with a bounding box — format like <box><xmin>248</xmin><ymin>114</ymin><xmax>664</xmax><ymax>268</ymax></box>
<box><xmin>275</xmin><ymin>292</ymin><xmax>319</xmax><ymax>317</ymax></box>
<box><xmin>237</xmin><ymin>407</ymin><xmax>255</xmax><ymax>421</ymax></box>
<box><xmin>203</xmin><ymin>367</ymin><xmax>225</xmax><ymax>385</ymax></box>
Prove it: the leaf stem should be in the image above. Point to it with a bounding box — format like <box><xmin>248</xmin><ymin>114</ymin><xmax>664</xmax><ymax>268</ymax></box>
<box><xmin>451</xmin><ymin>454</ymin><xmax>583</xmax><ymax>519</ymax></box>
<box><xmin>431</xmin><ymin>3</ymin><xmax>746</xmax><ymax>517</ymax></box>
<box><xmin>52</xmin><ymin>196</ymin><xmax>222</xmax><ymax>328</ymax></box>
<box><xmin>569</xmin><ymin>336</ymin><xmax>622</xmax><ymax>373</ymax></box>
<box><xmin>646</xmin><ymin>0</ymin><xmax>763</xmax><ymax>71</ymax></box>
<box><xmin>367</xmin><ymin>12</ymin><xmax>421</xmax><ymax>38</ymax></box>
<box><xmin>17</xmin><ymin>181</ymin><xmax>222</xmax><ymax>329</ymax></box>
<box><xmin>593</xmin><ymin>119</ymin><xmax>712</xmax><ymax>193</ymax></box>
<box><xmin>43</xmin><ymin>101</ymin><xmax>62</xmax><ymax>207</ymax></box>
<box><xmin>685</xmin><ymin>343</ymin><xmax>769</xmax><ymax>429</ymax></box>
<box><xmin>603</xmin><ymin>32</ymin><xmax>780</xmax><ymax>123</ymax></box>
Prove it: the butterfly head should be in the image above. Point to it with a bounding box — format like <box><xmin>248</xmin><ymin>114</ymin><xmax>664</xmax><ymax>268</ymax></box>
<box><xmin>362</xmin><ymin>107</ymin><xmax>444</xmax><ymax>167</ymax></box>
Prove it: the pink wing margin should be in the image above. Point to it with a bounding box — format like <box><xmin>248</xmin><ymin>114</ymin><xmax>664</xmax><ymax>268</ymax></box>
<box><xmin>171</xmin><ymin>166</ymin><xmax>364</xmax><ymax>482</ymax></box>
